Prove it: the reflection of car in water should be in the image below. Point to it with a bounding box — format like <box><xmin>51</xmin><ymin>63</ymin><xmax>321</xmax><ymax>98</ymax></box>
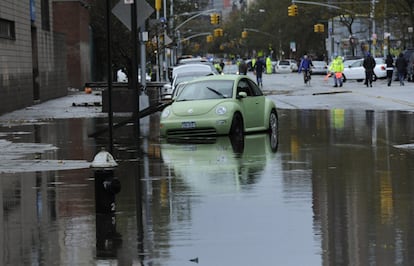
<box><xmin>160</xmin><ymin>133</ymin><xmax>278</xmax><ymax>193</ymax></box>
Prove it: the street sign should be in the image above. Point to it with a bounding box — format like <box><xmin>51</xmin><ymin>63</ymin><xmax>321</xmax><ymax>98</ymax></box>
<box><xmin>112</xmin><ymin>0</ymin><xmax>154</xmax><ymax>30</ymax></box>
<box><xmin>164</xmin><ymin>35</ymin><xmax>173</xmax><ymax>45</ymax></box>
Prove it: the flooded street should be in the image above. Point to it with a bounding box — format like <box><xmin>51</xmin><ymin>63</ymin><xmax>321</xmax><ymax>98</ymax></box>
<box><xmin>1</xmin><ymin>106</ymin><xmax>414</xmax><ymax>265</ymax></box>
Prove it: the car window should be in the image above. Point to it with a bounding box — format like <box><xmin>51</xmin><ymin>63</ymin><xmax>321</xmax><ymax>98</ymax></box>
<box><xmin>237</xmin><ymin>80</ymin><xmax>252</xmax><ymax>96</ymax></box>
<box><xmin>350</xmin><ymin>60</ymin><xmax>362</xmax><ymax>67</ymax></box>
<box><xmin>246</xmin><ymin>79</ymin><xmax>263</xmax><ymax>96</ymax></box>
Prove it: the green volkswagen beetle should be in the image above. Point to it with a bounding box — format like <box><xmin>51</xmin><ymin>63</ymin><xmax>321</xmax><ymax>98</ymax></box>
<box><xmin>159</xmin><ymin>75</ymin><xmax>278</xmax><ymax>138</ymax></box>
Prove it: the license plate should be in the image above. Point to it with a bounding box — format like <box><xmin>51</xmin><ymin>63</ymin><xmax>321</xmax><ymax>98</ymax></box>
<box><xmin>181</xmin><ymin>121</ymin><xmax>196</xmax><ymax>128</ymax></box>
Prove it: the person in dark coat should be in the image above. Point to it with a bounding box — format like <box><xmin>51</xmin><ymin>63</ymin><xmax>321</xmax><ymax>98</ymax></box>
<box><xmin>363</xmin><ymin>52</ymin><xmax>376</xmax><ymax>87</ymax></box>
<box><xmin>385</xmin><ymin>54</ymin><xmax>394</xmax><ymax>86</ymax></box>
<box><xmin>395</xmin><ymin>52</ymin><xmax>408</xmax><ymax>86</ymax></box>
<box><xmin>254</xmin><ymin>56</ymin><xmax>266</xmax><ymax>87</ymax></box>
<box><xmin>238</xmin><ymin>58</ymin><xmax>248</xmax><ymax>75</ymax></box>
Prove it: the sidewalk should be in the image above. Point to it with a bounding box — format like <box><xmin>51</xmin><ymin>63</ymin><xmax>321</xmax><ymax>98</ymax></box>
<box><xmin>0</xmin><ymin>89</ymin><xmax>107</xmax><ymax>123</ymax></box>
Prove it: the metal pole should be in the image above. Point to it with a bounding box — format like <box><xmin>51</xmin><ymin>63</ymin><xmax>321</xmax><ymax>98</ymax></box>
<box><xmin>156</xmin><ymin>8</ymin><xmax>161</xmax><ymax>81</ymax></box>
<box><xmin>131</xmin><ymin>0</ymin><xmax>140</xmax><ymax>142</ymax></box>
<box><xmin>105</xmin><ymin>0</ymin><xmax>113</xmax><ymax>154</ymax></box>
<box><xmin>163</xmin><ymin>0</ymin><xmax>168</xmax><ymax>81</ymax></box>
<box><xmin>371</xmin><ymin>0</ymin><xmax>376</xmax><ymax>56</ymax></box>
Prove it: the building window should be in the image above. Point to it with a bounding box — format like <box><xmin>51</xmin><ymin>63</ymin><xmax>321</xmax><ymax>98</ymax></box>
<box><xmin>41</xmin><ymin>0</ymin><xmax>50</xmax><ymax>31</ymax></box>
<box><xmin>0</xmin><ymin>18</ymin><xmax>15</xmax><ymax>40</ymax></box>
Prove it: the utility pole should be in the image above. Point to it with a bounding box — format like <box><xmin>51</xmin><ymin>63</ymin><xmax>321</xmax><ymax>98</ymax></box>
<box><xmin>155</xmin><ymin>0</ymin><xmax>161</xmax><ymax>81</ymax></box>
<box><xmin>163</xmin><ymin>0</ymin><xmax>168</xmax><ymax>81</ymax></box>
<box><xmin>371</xmin><ymin>0</ymin><xmax>376</xmax><ymax>56</ymax></box>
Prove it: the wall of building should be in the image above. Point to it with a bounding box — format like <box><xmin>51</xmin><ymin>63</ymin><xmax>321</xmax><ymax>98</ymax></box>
<box><xmin>0</xmin><ymin>0</ymin><xmax>68</xmax><ymax>115</ymax></box>
<box><xmin>53</xmin><ymin>1</ymin><xmax>91</xmax><ymax>89</ymax></box>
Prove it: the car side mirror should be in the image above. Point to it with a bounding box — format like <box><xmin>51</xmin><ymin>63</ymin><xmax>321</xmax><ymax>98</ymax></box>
<box><xmin>237</xmin><ymin>91</ymin><xmax>247</xmax><ymax>99</ymax></box>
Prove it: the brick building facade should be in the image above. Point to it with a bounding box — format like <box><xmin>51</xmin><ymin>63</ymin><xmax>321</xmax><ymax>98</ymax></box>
<box><xmin>53</xmin><ymin>0</ymin><xmax>91</xmax><ymax>90</ymax></box>
<box><xmin>0</xmin><ymin>0</ymin><xmax>90</xmax><ymax>115</ymax></box>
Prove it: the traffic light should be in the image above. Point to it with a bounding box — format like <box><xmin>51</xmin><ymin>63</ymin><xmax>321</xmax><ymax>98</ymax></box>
<box><xmin>288</xmin><ymin>4</ymin><xmax>298</xmax><ymax>16</ymax></box>
<box><xmin>216</xmin><ymin>14</ymin><xmax>221</xmax><ymax>24</ymax></box>
<box><xmin>241</xmin><ymin>30</ymin><xmax>248</xmax><ymax>38</ymax></box>
<box><xmin>292</xmin><ymin>4</ymin><xmax>298</xmax><ymax>16</ymax></box>
<box><xmin>210</xmin><ymin>13</ymin><xmax>217</xmax><ymax>24</ymax></box>
<box><xmin>288</xmin><ymin>5</ymin><xmax>294</xmax><ymax>16</ymax></box>
<box><xmin>206</xmin><ymin>35</ymin><xmax>213</xmax><ymax>43</ymax></box>
<box><xmin>155</xmin><ymin>0</ymin><xmax>161</xmax><ymax>11</ymax></box>
<box><xmin>314</xmin><ymin>24</ymin><xmax>324</xmax><ymax>33</ymax></box>
<box><xmin>214</xmin><ymin>28</ymin><xmax>223</xmax><ymax>37</ymax></box>
<box><xmin>318</xmin><ymin>24</ymin><xmax>324</xmax><ymax>32</ymax></box>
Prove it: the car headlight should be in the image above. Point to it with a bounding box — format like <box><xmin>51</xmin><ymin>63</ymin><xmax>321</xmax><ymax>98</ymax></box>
<box><xmin>215</xmin><ymin>106</ymin><xmax>227</xmax><ymax>115</ymax></box>
<box><xmin>161</xmin><ymin>108</ymin><xmax>171</xmax><ymax>118</ymax></box>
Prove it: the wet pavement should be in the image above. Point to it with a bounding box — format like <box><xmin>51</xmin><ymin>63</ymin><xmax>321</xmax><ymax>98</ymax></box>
<box><xmin>0</xmin><ymin>74</ymin><xmax>414</xmax><ymax>265</ymax></box>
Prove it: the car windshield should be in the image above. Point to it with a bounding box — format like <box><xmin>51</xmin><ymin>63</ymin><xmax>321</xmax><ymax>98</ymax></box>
<box><xmin>175</xmin><ymin>80</ymin><xmax>234</xmax><ymax>101</ymax></box>
<box><xmin>279</xmin><ymin>61</ymin><xmax>290</xmax><ymax>65</ymax></box>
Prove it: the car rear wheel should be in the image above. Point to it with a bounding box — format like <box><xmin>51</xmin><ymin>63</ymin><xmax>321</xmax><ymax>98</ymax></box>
<box><xmin>230</xmin><ymin>113</ymin><xmax>244</xmax><ymax>139</ymax></box>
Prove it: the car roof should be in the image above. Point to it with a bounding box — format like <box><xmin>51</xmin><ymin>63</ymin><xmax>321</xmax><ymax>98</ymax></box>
<box><xmin>173</xmin><ymin>63</ymin><xmax>218</xmax><ymax>76</ymax></box>
<box><xmin>178</xmin><ymin>57</ymin><xmax>209</xmax><ymax>64</ymax></box>
<box><xmin>174</xmin><ymin>70</ymin><xmax>215</xmax><ymax>77</ymax></box>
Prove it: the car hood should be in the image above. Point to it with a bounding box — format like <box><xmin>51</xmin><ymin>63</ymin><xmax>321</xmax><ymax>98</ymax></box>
<box><xmin>171</xmin><ymin>99</ymin><xmax>230</xmax><ymax>116</ymax></box>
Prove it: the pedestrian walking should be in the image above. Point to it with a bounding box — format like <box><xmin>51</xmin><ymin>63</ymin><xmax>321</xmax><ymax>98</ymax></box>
<box><xmin>395</xmin><ymin>52</ymin><xmax>408</xmax><ymax>86</ymax></box>
<box><xmin>363</xmin><ymin>52</ymin><xmax>376</xmax><ymax>87</ymax></box>
<box><xmin>298</xmin><ymin>54</ymin><xmax>313</xmax><ymax>85</ymax></box>
<box><xmin>329</xmin><ymin>55</ymin><xmax>344</xmax><ymax>87</ymax></box>
<box><xmin>385</xmin><ymin>54</ymin><xmax>394</xmax><ymax>86</ymax></box>
<box><xmin>254</xmin><ymin>56</ymin><xmax>266</xmax><ymax>87</ymax></box>
<box><xmin>238</xmin><ymin>58</ymin><xmax>248</xmax><ymax>75</ymax></box>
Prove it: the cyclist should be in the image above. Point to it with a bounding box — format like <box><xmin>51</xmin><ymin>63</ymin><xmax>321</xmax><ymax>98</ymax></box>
<box><xmin>298</xmin><ymin>55</ymin><xmax>313</xmax><ymax>84</ymax></box>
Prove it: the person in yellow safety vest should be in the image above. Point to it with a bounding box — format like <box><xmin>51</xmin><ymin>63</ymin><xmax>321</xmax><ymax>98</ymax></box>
<box><xmin>266</xmin><ymin>56</ymin><xmax>273</xmax><ymax>74</ymax></box>
<box><xmin>329</xmin><ymin>55</ymin><xmax>344</xmax><ymax>87</ymax></box>
<box><xmin>251</xmin><ymin>58</ymin><xmax>256</xmax><ymax>70</ymax></box>
<box><xmin>214</xmin><ymin>62</ymin><xmax>222</xmax><ymax>74</ymax></box>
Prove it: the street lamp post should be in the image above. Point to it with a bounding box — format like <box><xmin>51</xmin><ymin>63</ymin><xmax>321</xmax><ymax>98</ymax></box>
<box><xmin>173</xmin><ymin>9</ymin><xmax>218</xmax><ymax>59</ymax></box>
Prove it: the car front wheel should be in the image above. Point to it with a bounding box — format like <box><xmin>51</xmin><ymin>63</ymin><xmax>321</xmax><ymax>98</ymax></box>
<box><xmin>230</xmin><ymin>113</ymin><xmax>244</xmax><ymax>138</ymax></box>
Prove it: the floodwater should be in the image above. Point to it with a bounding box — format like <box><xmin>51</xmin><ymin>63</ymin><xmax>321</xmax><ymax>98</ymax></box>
<box><xmin>1</xmin><ymin>108</ymin><xmax>414</xmax><ymax>266</ymax></box>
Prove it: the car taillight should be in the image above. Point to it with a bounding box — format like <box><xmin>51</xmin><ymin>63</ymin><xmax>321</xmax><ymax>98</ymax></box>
<box><xmin>381</xmin><ymin>66</ymin><xmax>386</xmax><ymax>70</ymax></box>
